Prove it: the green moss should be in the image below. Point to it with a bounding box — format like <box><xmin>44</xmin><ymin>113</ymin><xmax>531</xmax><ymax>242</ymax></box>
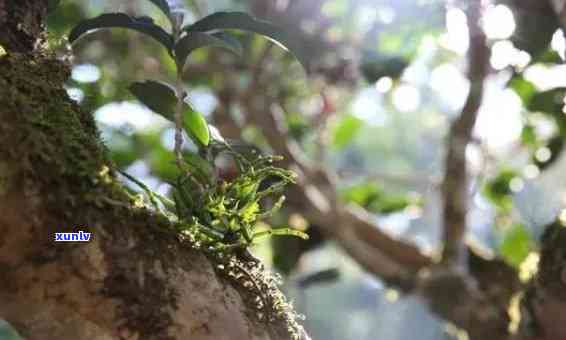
<box><xmin>0</xmin><ymin>53</ymin><xmax>104</xmax><ymax>177</ymax></box>
<box><xmin>0</xmin><ymin>52</ymin><xmax>178</xmax><ymax>337</ymax></box>
<box><xmin>0</xmin><ymin>52</ymin><xmax>143</xmax><ymax>217</ymax></box>
<box><xmin>0</xmin><ymin>51</ymin><xmax>305</xmax><ymax>340</ymax></box>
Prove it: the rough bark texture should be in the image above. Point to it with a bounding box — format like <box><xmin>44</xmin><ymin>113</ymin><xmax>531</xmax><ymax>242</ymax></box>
<box><xmin>0</xmin><ymin>0</ymin><xmax>47</xmax><ymax>53</ymax></box>
<box><xmin>0</xmin><ymin>2</ymin><xmax>305</xmax><ymax>339</ymax></box>
<box><xmin>519</xmin><ymin>222</ymin><xmax>566</xmax><ymax>340</ymax></box>
<box><xmin>0</xmin><ymin>51</ymin><xmax>303</xmax><ymax>340</ymax></box>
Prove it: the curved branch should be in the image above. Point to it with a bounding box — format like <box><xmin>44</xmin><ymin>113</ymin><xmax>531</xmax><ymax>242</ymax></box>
<box><xmin>441</xmin><ymin>0</ymin><xmax>489</xmax><ymax>265</ymax></box>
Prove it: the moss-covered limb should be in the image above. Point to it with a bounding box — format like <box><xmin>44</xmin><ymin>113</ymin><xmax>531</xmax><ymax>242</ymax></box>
<box><xmin>519</xmin><ymin>222</ymin><xmax>566</xmax><ymax>340</ymax></box>
<box><xmin>0</xmin><ymin>52</ymin><xmax>306</xmax><ymax>340</ymax></box>
<box><xmin>0</xmin><ymin>0</ymin><xmax>48</xmax><ymax>53</ymax></box>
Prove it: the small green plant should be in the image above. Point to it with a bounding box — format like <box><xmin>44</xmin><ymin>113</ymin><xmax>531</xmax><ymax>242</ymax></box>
<box><xmin>68</xmin><ymin>0</ymin><xmax>309</xmax><ymax>250</ymax></box>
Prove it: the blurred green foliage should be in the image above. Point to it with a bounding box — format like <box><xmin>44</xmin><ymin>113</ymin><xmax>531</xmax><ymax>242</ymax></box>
<box><xmin>499</xmin><ymin>223</ymin><xmax>533</xmax><ymax>267</ymax></box>
<box><xmin>0</xmin><ymin>320</ymin><xmax>24</xmax><ymax>340</ymax></box>
<box><xmin>332</xmin><ymin>114</ymin><xmax>363</xmax><ymax>149</ymax></box>
<box><xmin>43</xmin><ymin>0</ymin><xmax>566</xmax><ymax>338</ymax></box>
<box><xmin>339</xmin><ymin>182</ymin><xmax>415</xmax><ymax>215</ymax></box>
<box><xmin>482</xmin><ymin>169</ymin><xmax>518</xmax><ymax>212</ymax></box>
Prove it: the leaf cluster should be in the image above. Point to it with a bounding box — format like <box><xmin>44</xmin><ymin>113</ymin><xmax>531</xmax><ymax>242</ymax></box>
<box><xmin>67</xmin><ymin>0</ymin><xmax>307</xmax><ymax>148</ymax></box>
<box><xmin>173</xmin><ymin>145</ymin><xmax>308</xmax><ymax>249</ymax></box>
<box><xmin>66</xmin><ymin>0</ymin><xmax>309</xmax><ymax>250</ymax></box>
<box><xmin>122</xmin><ymin>144</ymin><xmax>308</xmax><ymax>250</ymax></box>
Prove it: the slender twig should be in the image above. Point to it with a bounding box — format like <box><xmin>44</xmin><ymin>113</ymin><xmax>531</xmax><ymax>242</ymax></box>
<box><xmin>170</xmin><ymin>14</ymin><xmax>186</xmax><ymax>173</ymax></box>
<box><xmin>441</xmin><ymin>0</ymin><xmax>490</xmax><ymax>265</ymax></box>
<box><xmin>174</xmin><ymin>69</ymin><xmax>186</xmax><ymax>171</ymax></box>
<box><xmin>237</xmin><ymin>50</ymin><xmax>432</xmax><ymax>278</ymax></box>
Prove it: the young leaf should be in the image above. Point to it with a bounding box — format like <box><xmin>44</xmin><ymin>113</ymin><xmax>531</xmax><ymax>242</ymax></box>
<box><xmin>527</xmin><ymin>87</ymin><xmax>566</xmax><ymax>116</ymax></box>
<box><xmin>183</xmin><ymin>151</ymin><xmax>214</xmax><ymax>184</ymax></box>
<box><xmin>184</xmin><ymin>104</ymin><xmax>210</xmax><ymax>146</ymax></box>
<box><xmin>129</xmin><ymin>80</ymin><xmax>177</xmax><ymax>120</ymax></box>
<box><xmin>508</xmin><ymin>75</ymin><xmax>536</xmax><ymax>107</ymax></box>
<box><xmin>534</xmin><ymin>135</ymin><xmax>564</xmax><ymax>170</ymax></box>
<box><xmin>147</xmin><ymin>0</ymin><xmax>171</xmax><ymax>20</ymax></box>
<box><xmin>130</xmin><ymin>80</ymin><xmax>210</xmax><ymax>146</ymax></box>
<box><xmin>482</xmin><ymin>169</ymin><xmax>518</xmax><ymax>211</ymax></box>
<box><xmin>253</xmin><ymin>227</ymin><xmax>309</xmax><ymax>240</ymax></box>
<box><xmin>69</xmin><ymin>13</ymin><xmax>174</xmax><ymax>50</ymax></box>
<box><xmin>183</xmin><ymin>11</ymin><xmax>308</xmax><ymax>69</ymax></box>
<box><xmin>175</xmin><ymin>31</ymin><xmax>243</xmax><ymax>69</ymax></box>
<box><xmin>500</xmin><ymin>224</ymin><xmax>532</xmax><ymax>267</ymax></box>
<box><xmin>332</xmin><ymin>114</ymin><xmax>363</xmax><ymax>149</ymax></box>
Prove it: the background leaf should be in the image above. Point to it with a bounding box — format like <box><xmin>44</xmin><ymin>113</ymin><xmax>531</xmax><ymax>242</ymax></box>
<box><xmin>183</xmin><ymin>11</ymin><xmax>308</xmax><ymax>69</ymax></box>
<box><xmin>69</xmin><ymin>13</ymin><xmax>174</xmax><ymax>50</ymax></box>
<box><xmin>500</xmin><ymin>224</ymin><xmax>532</xmax><ymax>267</ymax></box>
<box><xmin>527</xmin><ymin>88</ymin><xmax>566</xmax><ymax>133</ymax></box>
<box><xmin>508</xmin><ymin>75</ymin><xmax>536</xmax><ymax>107</ymax></box>
<box><xmin>130</xmin><ymin>80</ymin><xmax>210</xmax><ymax>146</ymax></box>
<box><xmin>332</xmin><ymin>114</ymin><xmax>363</xmax><ymax>149</ymax></box>
<box><xmin>360</xmin><ymin>52</ymin><xmax>408</xmax><ymax>83</ymax></box>
<box><xmin>527</xmin><ymin>88</ymin><xmax>566</xmax><ymax>115</ymax></box>
<box><xmin>534</xmin><ymin>136</ymin><xmax>564</xmax><ymax>170</ymax></box>
<box><xmin>482</xmin><ymin>169</ymin><xmax>518</xmax><ymax>211</ymax></box>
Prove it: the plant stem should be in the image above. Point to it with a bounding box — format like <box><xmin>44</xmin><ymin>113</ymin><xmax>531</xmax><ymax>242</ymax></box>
<box><xmin>172</xmin><ymin>16</ymin><xmax>187</xmax><ymax>174</ymax></box>
<box><xmin>174</xmin><ymin>68</ymin><xmax>185</xmax><ymax>171</ymax></box>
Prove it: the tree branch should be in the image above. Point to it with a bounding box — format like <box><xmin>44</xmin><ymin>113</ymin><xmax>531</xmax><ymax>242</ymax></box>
<box><xmin>441</xmin><ymin>0</ymin><xmax>490</xmax><ymax>265</ymax></box>
<box><xmin>210</xmin><ymin>14</ymin><xmax>521</xmax><ymax>338</ymax></box>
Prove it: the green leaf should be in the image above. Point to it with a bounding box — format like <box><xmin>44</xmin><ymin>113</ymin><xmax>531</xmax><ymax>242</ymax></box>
<box><xmin>183</xmin><ymin>151</ymin><xmax>214</xmax><ymax>183</ymax></box>
<box><xmin>371</xmin><ymin>195</ymin><xmax>412</xmax><ymax>214</ymax></box>
<box><xmin>527</xmin><ymin>88</ymin><xmax>566</xmax><ymax>115</ymax></box>
<box><xmin>332</xmin><ymin>114</ymin><xmax>363</xmax><ymax>149</ymax></box>
<box><xmin>253</xmin><ymin>227</ymin><xmax>309</xmax><ymax>240</ymax></box>
<box><xmin>129</xmin><ymin>80</ymin><xmax>177</xmax><ymax>120</ymax></box>
<box><xmin>175</xmin><ymin>31</ymin><xmax>243</xmax><ymax>69</ymax></box>
<box><xmin>360</xmin><ymin>52</ymin><xmax>409</xmax><ymax>82</ymax></box>
<box><xmin>184</xmin><ymin>104</ymin><xmax>210</xmax><ymax>146</ymax></box>
<box><xmin>69</xmin><ymin>13</ymin><xmax>174</xmax><ymax>50</ymax></box>
<box><xmin>183</xmin><ymin>11</ymin><xmax>308</xmax><ymax>69</ymax></box>
<box><xmin>500</xmin><ymin>224</ymin><xmax>532</xmax><ymax>268</ymax></box>
<box><xmin>508</xmin><ymin>75</ymin><xmax>536</xmax><ymax>107</ymax></box>
<box><xmin>340</xmin><ymin>182</ymin><xmax>383</xmax><ymax>207</ymax></box>
<box><xmin>520</xmin><ymin>125</ymin><xmax>538</xmax><ymax>147</ymax></box>
<box><xmin>533</xmin><ymin>49</ymin><xmax>563</xmax><ymax>64</ymax></box>
<box><xmin>129</xmin><ymin>80</ymin><xmax>210</xmax><ymax>146</ymax></box>
<box><xmin>482</xmin><ymin>169</ymin><xmax>518</xmax><ymax>211</ymax></box>
<box><xmin>147</xmin><ymin>0</ymin><xmax>171</xmax><ymax>20</ymax></box>
<box><xmin>534</xmin><ymin>135</ymin><xmax>564</xmax><ymax>170</ymax></box>
<box><xmin>340</xmin><ymin>181</ymin><xmax>415</xmax><ymax>214</ymax></box>
<box><xmin>511</xmin><ymin>7</ymin><xmax>559</xmax><ymax>59</ymax></box>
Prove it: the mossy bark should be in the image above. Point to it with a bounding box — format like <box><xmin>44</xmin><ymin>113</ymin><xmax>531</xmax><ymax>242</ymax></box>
<box><xmin>0</xmin><ymin>52</ymin><xmax>302</xmax><ymax>340</ymax></box>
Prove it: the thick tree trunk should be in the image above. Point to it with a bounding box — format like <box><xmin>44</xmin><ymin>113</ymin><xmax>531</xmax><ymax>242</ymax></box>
<box><xmin>0</xmin><ymin>2</ymin><xmax>305</xmax><ymax>340</ymax></box>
